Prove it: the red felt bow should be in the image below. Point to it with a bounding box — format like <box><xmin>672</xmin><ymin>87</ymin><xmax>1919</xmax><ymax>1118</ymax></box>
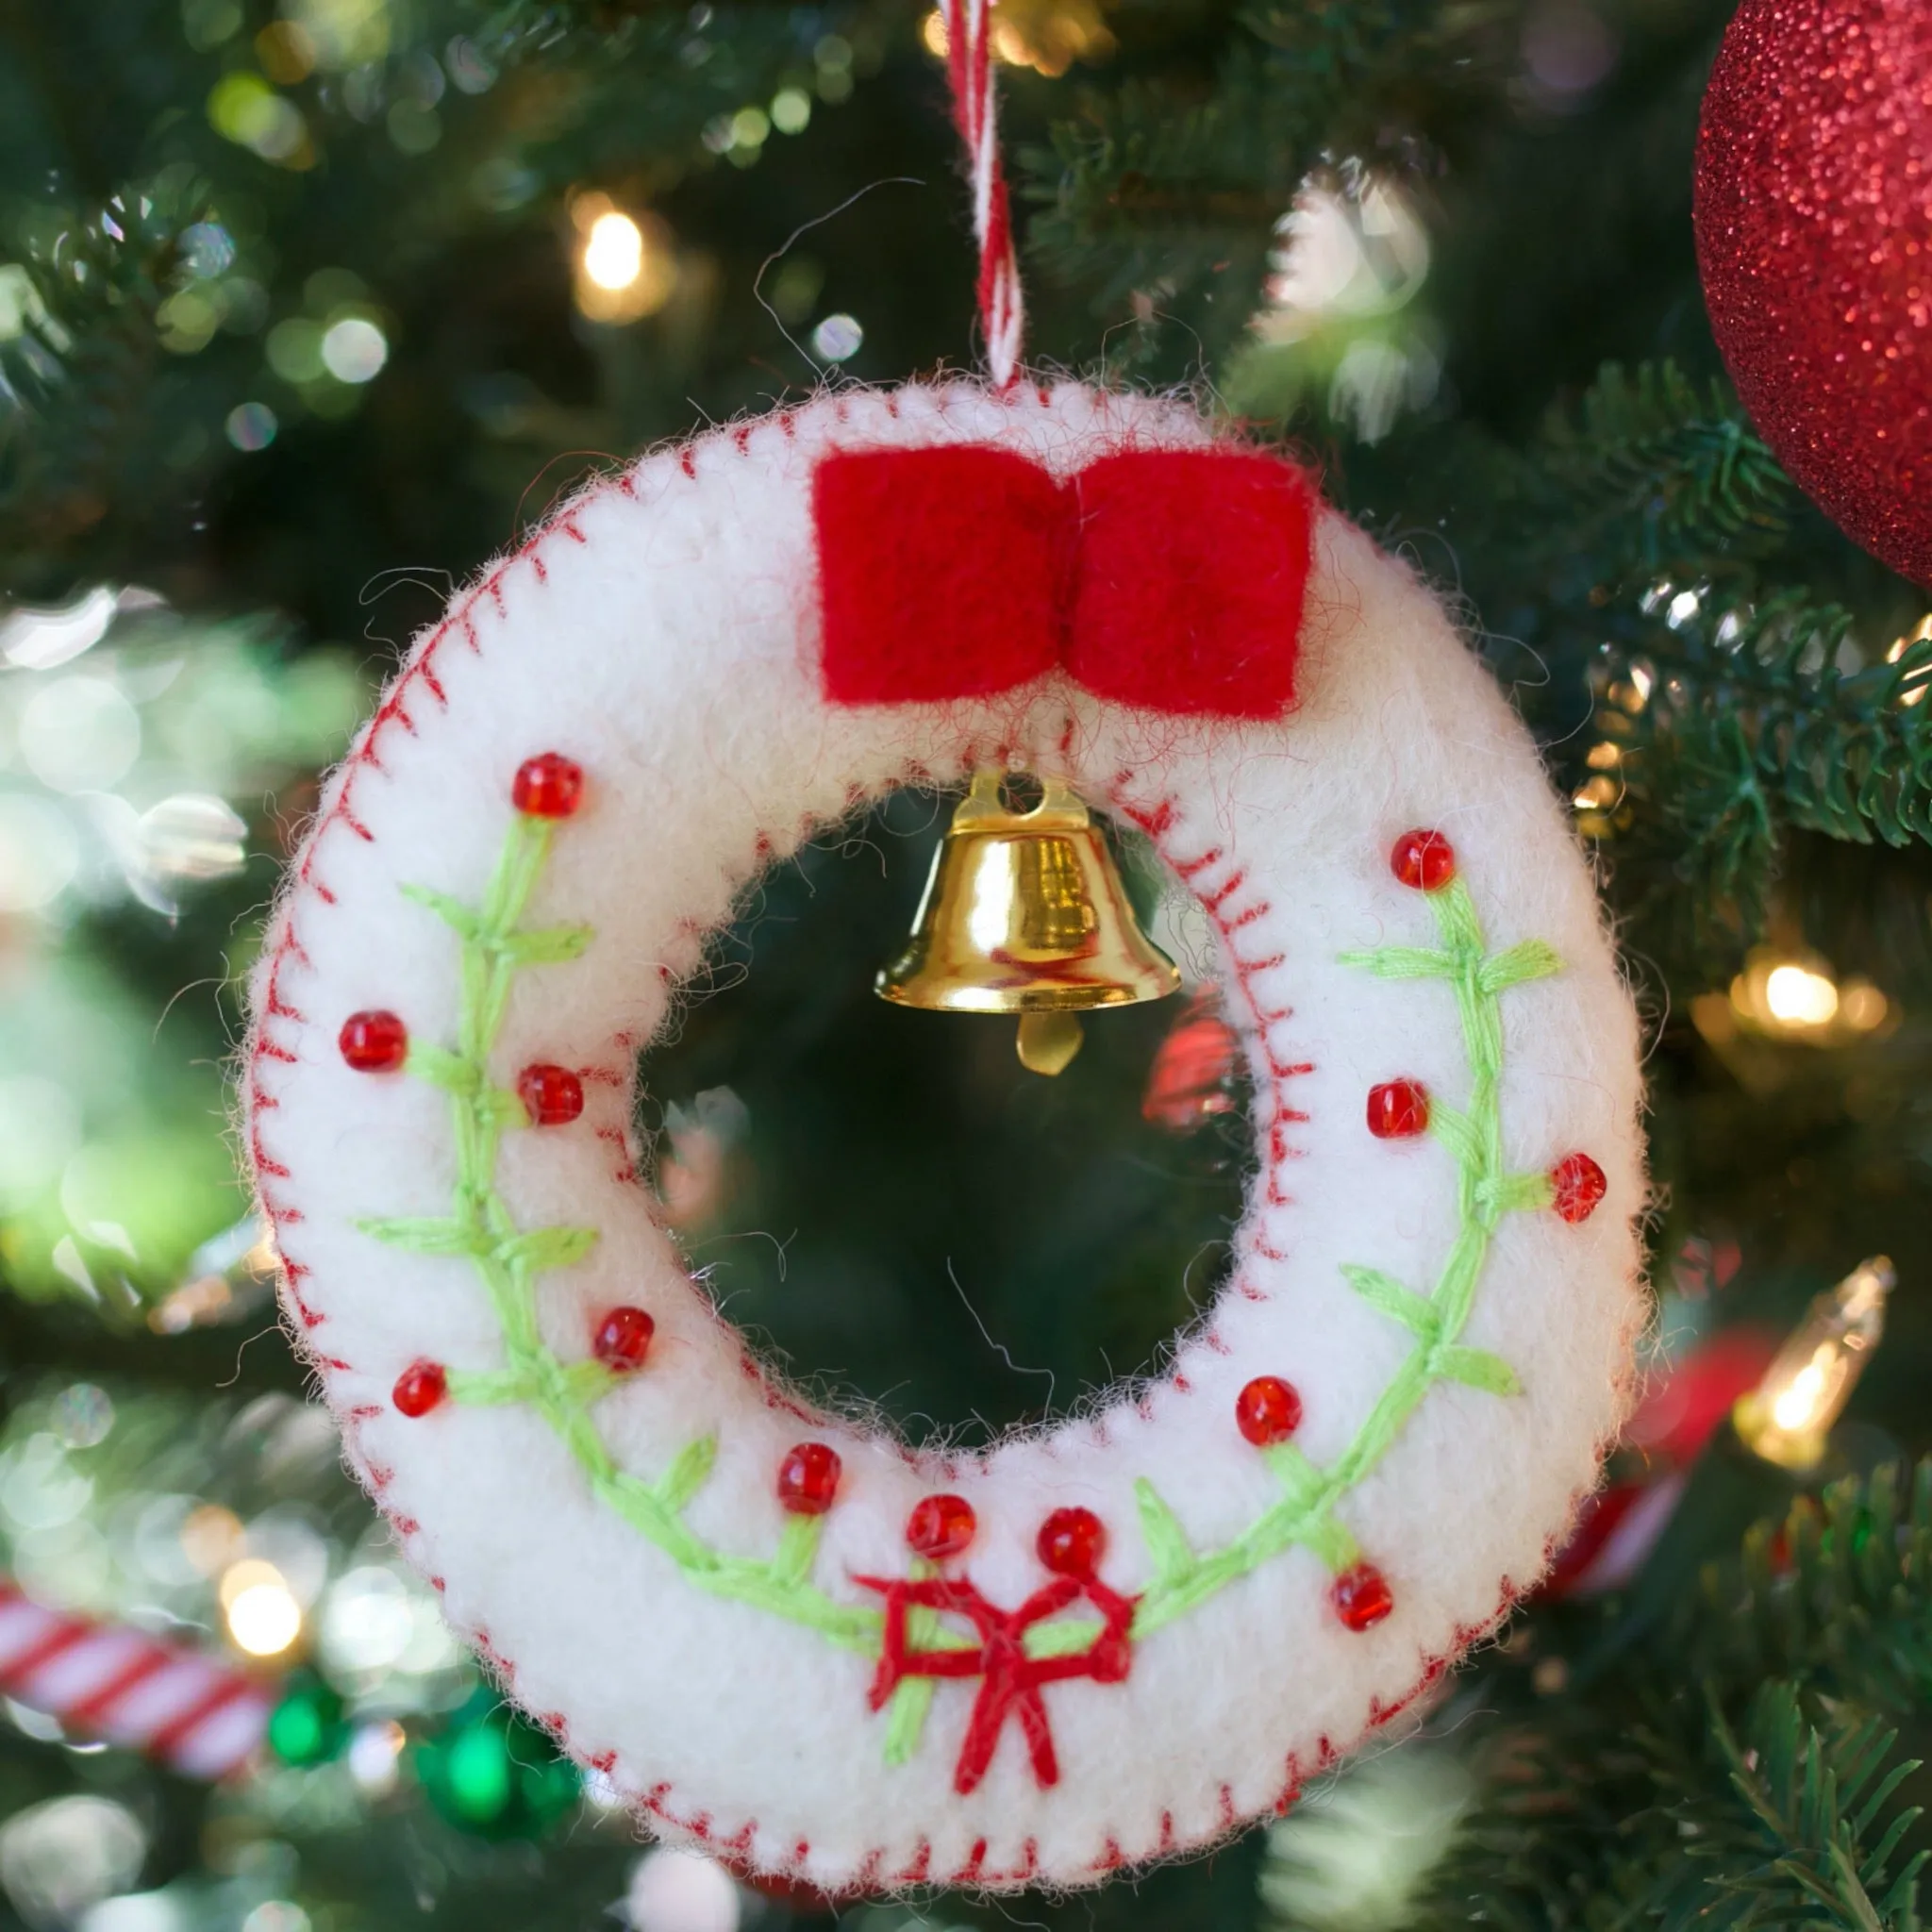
<box><xmin>813</xmin><ymin>444</ymin><xmax>1315</xmax><ymax>719</ymax></box>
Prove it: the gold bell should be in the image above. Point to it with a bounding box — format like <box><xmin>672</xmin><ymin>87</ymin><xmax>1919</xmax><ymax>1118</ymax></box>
<box><xmin>876</xmin><ymin>771</ymin><xmax>1181</xmax><ymax>1074</ymax></box>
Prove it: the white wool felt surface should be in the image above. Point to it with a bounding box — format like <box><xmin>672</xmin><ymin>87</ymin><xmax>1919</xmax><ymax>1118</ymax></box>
<box><xmin>245</xmin><ymin>379</ymin><xmax>1645</xmax><ymax>1895</ymax></box>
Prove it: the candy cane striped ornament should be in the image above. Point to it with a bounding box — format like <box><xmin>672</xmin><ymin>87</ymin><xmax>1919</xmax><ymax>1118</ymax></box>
<box><xmin>941</xmin><ymin>0</ymin><xmax>1024</xmax><ymax>385</ymax></box>
<box><xmin>0</xmin><ymin>1579</ymin><xmax>274</xmax><ymax>1780</ymax></box>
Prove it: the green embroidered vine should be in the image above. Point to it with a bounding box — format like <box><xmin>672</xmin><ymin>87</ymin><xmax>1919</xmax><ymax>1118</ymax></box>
<box><xmin>362</xmin><ymin>808</ymin><xmax>877</xmax><ymax>1655</ymax></box>
<box><xmin>360</xmin><ymin>799</ymin><xmax>1564</xmax><ymax>1773</ymax></box>
<box><xmin>1123</xmin><ymin>873</ymin><xmax>1559</xmax><ymax>1640</ymax></box>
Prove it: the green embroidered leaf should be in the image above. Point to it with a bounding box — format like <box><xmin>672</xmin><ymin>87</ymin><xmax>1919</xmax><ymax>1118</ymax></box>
<box><xmin>357</xmin><ymin>1214</ymin><xmax>480</xmax><ymax>1256</ymax></box>
<box><xmin>406</xmin><ymin>1042</ymin><xmax>479</xmax><ymax>1094</ymax></box>
<box><xmin>497</xmin><ymin>924</ymin><xmax>592</xmax><ymax>967</ymax></box>
<box><xmin>882</xmin><ymin>1677</ymin><xmax>937</xmax><ymax>1764</ymax></box>
<box><xmin>771</xmin><ymin>1511</ymin><xmax>822</xmax><ymax>1588</ymax></box>
<box><xmin>1135</xmin><ymin>1478</ymin><xmax>1196</xmax><ymax>1586</ymax></box>
<box><xmin>445</xmin><ymin>1367</ymin><xmax>532</xmax><ymax>1406</ymax></box>
<box><xmin>1429</xmin><ymin>880</ymin><xmax>1486</xmax><ymax>956</ymax></box>
<box><xmin>1479</xmin><ymin>938</ymin><xmax>1564</xmax><ymax>991</ymax></box>
<box><xmin>400</xmin><ymin>882</ymin><xmax>481</xmax><ymax>937</ymax></box>
<box><xmin>656</xmin><ymin>1434</ymin><xmax>717</xmax><ymax>1512</ymax></box>
<box><xmin>1428</xmin><ymin>1102</ymin><xmax>1481</xmax><ymax>1170</ymax></box>
<box><xmin>1262</xmin><ymin>1441</ymin><xmax>1325</xmax><ymax>1508</ymax></box>
<box><xmin>481</xmin><ymin>814</ymin><xmax>550</xmax><ymax>931</ymax></box>
<box><xmin>1341</xmin><ymin>1263</ymin><xmax>1439</xmax><ymax>1338</ymax></box>
<box><xmin>495</xmin><ymin>1224</ymin><xmax>599</xmax><ymax>1274</ymax></box>
<box><xmin>1437</xmin><ymin>1344</ymin><xmax>1523</xmax><ymax>1396</ymax></box>
<box><xmin>1486</xmin><ymin>1170</ymin><xmax>1557</xmax><ymax>1214</ymax></box>
<box><xmin>1336</xmin><ymin>945</ymin><xmax>1456</xmax><ymax>979</ymax></box>
<box><xmin>1026</xmin><ymin>1617</ymin><xmax>1104</xmax><ymax>1659</ymax></box>
<box><xmin>477</xmin><ymin>1085</ymin><xmax>529</xmax><ymax>1129</ymax></box>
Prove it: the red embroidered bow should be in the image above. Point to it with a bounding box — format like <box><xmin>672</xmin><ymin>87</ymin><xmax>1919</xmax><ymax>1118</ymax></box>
<box><xmin>859</xmin><ymin>1571</ymin><xmax>1137</xmax><ymax>1793</ymax></box>
<box><xmin>813</xmin><ymin>444</ymin><xmax>1315</xmax><ymax>719</ymax></box>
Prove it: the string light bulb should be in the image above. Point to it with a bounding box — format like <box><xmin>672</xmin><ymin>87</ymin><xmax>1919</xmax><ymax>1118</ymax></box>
<box><xmin>1724</xmin><ymin>946</ymin><xmax>1891</xmax><ymax>1045</ymax></box>
<box><xmin>1733</xmin><ymin>1257</ymin><xmax>1893</xmax><ymax>1471</ymax></box>
<box><xmin>569</xmin><ymin>192</ymin><xmax>676</xmax><ymax>325</ymax></box>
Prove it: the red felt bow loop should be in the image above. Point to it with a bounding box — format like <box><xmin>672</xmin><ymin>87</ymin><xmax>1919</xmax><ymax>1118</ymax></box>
<box><xmin>814</xmin><ymin>444</ymin><xmax>1315</xmax><ymax>720</ymax></box>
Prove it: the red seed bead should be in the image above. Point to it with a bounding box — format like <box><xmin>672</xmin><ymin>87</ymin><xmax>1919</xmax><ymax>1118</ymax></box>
<box><xmin>777</xmin><ymin>1442</ymin><xmax>841</xmax><ymax>1516</ymax></box>
<box><xmin>1331</xmin><ymin>1561</ymin><xmax>1394</xmax><ymax>1632</ymax></box>
<box><xmin>1550</xmin><ymin>1152</ymin><xmax>1608</xmax><ymax>1225</ymax></box>
<box><xmin>1037</xmin><ymin>1507</ymin><xmax>1107</xmax><ymax>1579</ymax></box>
<box><xmin>511</xmin><ymin>752</ymin><xmax>585</xmax><ymax>820</ymax></box>
<box><xmin>340</xmin><ymin>1009</ymin><xmax>408</xmax><ymax>1073</ymax></box>
<box><xmin>392</xmin><ymin>1360</ymin><xmax>447</xmax><ymax>1418</ymax></box>
<box><xmin>517</xmin><ymin>1062</ymin><xmax>584</xmax><ymax>1127</ymax></box>
<box><xmin>1235</xmin><ymin>1375</ymin><xmax>1304</xmax><ymax>1446</ymax></box>
<box><xmin>1367</xmin><ymin>1078</ymin><xmax>1430</xmax><ymax>1140</ymax></box>
<box><xmin>1391</xmin><ymin>828</ymin><xmax>1457</xmax><ymax>892</ymax></box>
<box><xmin>592</xmin><ymin>1306</ymin><xmax>656</xmax><ymax>1371</ymax></box>
<box><xmin>906</xmin><ymin>1493</ymin><xmax>977</xmax><ymax>1562</ymax></box>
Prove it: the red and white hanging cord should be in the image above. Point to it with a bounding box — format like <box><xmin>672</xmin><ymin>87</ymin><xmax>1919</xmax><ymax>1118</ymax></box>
<box><xmin>941</xmin><ymin>0</ymin><xmax>1024</xmax><ymax>386</ymax></box>
<box><xmin>0</xmin><ymin>1579</ymin><xmax>274</xmax><ymax>1780</ymax></box>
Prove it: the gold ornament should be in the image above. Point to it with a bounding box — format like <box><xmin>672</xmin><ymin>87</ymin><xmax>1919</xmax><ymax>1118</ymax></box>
<box><xmin>876</xmin><ymin>771</ymin><xmax>1179</xmax><ymax>1074</ymax></box>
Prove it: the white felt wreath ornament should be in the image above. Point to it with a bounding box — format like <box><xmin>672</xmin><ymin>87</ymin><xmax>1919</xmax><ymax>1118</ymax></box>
<box><xmin>243</xmin><ymin>4</ymin><xmax>1641</xmax><ymax>1895</ymax></box>
<box><xmin>244</xmin><ymin>377</ymin><xmax>1643</xmax><ymax>1892</ymax></box>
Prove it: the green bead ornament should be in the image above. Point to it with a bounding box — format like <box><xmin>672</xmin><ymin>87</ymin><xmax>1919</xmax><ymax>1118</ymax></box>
<box><xmin>266</xmin><ymin>1672</ymin><xmax>348</xmax><ymax>1768</ymax></box>
<box><xmin>416</xmin><ymin>1690</ymin><xmax>580</xmax><ymax>1840</ymax></box>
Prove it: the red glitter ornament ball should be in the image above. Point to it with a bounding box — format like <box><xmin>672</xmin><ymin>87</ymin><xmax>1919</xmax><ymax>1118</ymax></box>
<box><xmin>393</xmin><ymin>1359</ymin><xmax>447</xmax><ymax>1417</ymax></box>
<box><xmin>1235</xmin><ymin>1375</ymin><xmax>1304</xmax><ymax>1446</ymax></box>
<box><xmin>1550</xmin><ymin>1152</ymin><xmax>1608</xmax><ymax>1225</ymax></box>
<box><xmin>906</xmin><ymin>1493</ymin><xmax>977</xmax><ymax>1561</ymax></box>
<box><xmin>776</xmin><ymin>1442</ymin><xmax>841</xmax><ymax>1516</ymax></box>
<box><xmin>1331</xmin><ymin>1561</ymin><xmax>1394</xmax><ymax>1632</ymax></box>
<box><xmin>1037</xmin><ymin>1507</ymin><xmax>1106</xmax><ymax>1579</ymax></box>
<box><xmin>511</xmin><ymin>752</ymin><xmax>586</xmax><ymax>820</ymax></box>
<box><xmin>1695</xmin><ymin>0</ymin><xmax>1932</xmax><ymax>583</ymax></box>
<box><xmin>592</xmin><ymin>1306</ymin><xmax>656</xmax><ymax>1371</ymax></box>
<box><xmin>1367</xmin><ymin>1078</ymin><xmax>1430</xmax><ymax>1140</ymax></box>
<box><xmin>517</xmin><ymin>1062</ymin><xmax>584</xmax><ymax>1126</ymax></box>
<box><xmin>340</xmin><ymin>1009</ymin><xmax>408</xmax><ymax>1073</ymax></box>
<box><xmin>1391</xmin><ymin>829</ymin><xmax>1456</xmax><ymax>892</ymax></box>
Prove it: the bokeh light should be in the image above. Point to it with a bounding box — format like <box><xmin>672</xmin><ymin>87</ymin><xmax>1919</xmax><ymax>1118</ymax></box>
<box><xmin>811</xmin><ymin>313</ymin><xmax>862</xmax><ymax>362</ymax></box>
<box><xmin>219</xmin><ymin>1557</ymin><xmax>303</xmax><ymax>1657</ymax></box>
<box><xmin>625</xmin><ymin>1848</ymin><xmax>741</xmax><ymax>1932</ymax></box>
<box><xmin>225</xmin><ymin>401</ymin><xmax>278</xmax><ymax>451</ymax></box>
<box><xmin>571</xmin><ymin>195</ymin><xmax>676</xmax><ymax>324</ymax></box>
<box><xmin>320</xmin><ymin>316</ymin><xmax>388</xmax><ymax>383</ymax></box>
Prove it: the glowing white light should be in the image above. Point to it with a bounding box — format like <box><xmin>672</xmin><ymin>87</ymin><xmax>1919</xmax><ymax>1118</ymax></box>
<box><xmin>0</xmin><ymin>585</ymin><xmax>118</xmax><ymax>669</ymax></box>
<box><xmin>22</xmin><ymin>675</ymin><xmax>142</xmax><ymax>792</ymax></box>
<box><xmin>626</xmin><ymin>1848</ymin><xmax>741</xmax><ymax>1932</ymax></box>
<box><xmin>1771</xmin><ymin>1355</ymin><xmax>1831</xmax><ymax>1433</ymax></box>
<box><xmin>1764</xmin><ymin>963</ymin><xmax>1839</xmax><ymax>1027</ymax></box>
<box><xmin>584</xmin><ymin>212</ymin><xmax>645</xmax><ymax>291</ymax></box>
<box><xmin>137</xmin><ymin>793</ymin><xmax>247</xmax><ymax>884</ymax></box>
<box><xmin>220</xmin><ymin>1558</ymin><xmax>302</xmax><ymax>1657</ymax></box>
<box><xmin>321</xmin><ymin>1565</ymin><xmax>413</xmax><ymax>1672</ymax></box>
<box><xmin>0</xmin><ymin>1795</ymin><xmax>147</xmax><ymax>1928</ymax></box>
<box><xmin>811</xmin><ymin>312</ymin><xmax>862</xmax><ymax>362</ymax></box>
<box><xmin>346</xmin><ymin>1720</ymin><xmax>405</xmax><ymax>1793</ymax></box>
<box><xmin>320</xmin><ymin>316</ymin><xmax>388</xmax><ymax>383</ymax></box>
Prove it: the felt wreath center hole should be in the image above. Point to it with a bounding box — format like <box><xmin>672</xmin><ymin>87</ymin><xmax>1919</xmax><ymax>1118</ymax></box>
<box><xmin>637</xmin><ymin>789</ymin><xmax>1257</xmax><ymax>1447</ymax></box>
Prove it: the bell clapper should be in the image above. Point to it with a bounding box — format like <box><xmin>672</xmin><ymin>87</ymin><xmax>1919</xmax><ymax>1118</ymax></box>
<box><xmin>874</xmin><ymin>767</ymin><xmax>1180</xmax><ymax>1075</ymax></box>
<box><xmin>1016</xmin><ymin>1009</ymin><xmax>1085</xmax><ymax>1076</ymax></box>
